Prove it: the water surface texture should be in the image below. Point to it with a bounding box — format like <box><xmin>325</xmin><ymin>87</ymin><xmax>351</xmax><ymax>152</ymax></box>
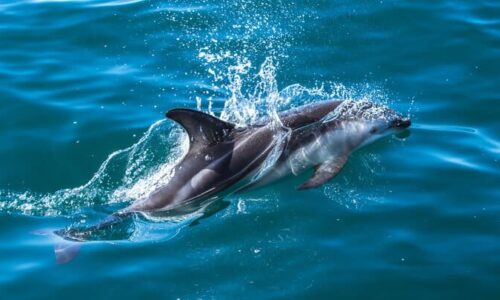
<box><xmin>1</xmin><ymin>0</ymin><xmax>499</xmax><ymax>299</ymax></box>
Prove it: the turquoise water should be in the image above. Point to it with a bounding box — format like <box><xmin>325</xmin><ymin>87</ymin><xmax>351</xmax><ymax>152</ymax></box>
<box><xmin>1</xmin><ymin>0</ymin><xmax>499</xmax><ymax>298</ymax></box>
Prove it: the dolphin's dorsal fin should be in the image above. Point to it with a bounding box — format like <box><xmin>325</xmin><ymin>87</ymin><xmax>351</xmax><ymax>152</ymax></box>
<box><xmin>297</xmin><ymin>155</ymin><xmax>348</xmax><ymax>190</ymax></box>
<box><xmin>166</xmin><ymin>109</ymin><xmax>236</xmax><ymax>148</ymax></box>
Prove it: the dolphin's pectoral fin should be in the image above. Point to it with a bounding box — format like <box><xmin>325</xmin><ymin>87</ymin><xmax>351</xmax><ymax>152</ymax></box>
<box><xmin>166</xmin><ymin>109</ymin><xmax>237</xmax><ymax>148</ymax></box>
<box><xmin>297</xmin><ymin>155</ymin><xmax>348</xmax><ymax>190</ymax></box>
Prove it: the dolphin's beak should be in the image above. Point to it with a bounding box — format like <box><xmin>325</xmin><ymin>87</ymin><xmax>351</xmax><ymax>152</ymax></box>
<box><xmin>390</xmin><ymin>118</ymin><xmax>411</xmax><ymax>129</ymax></box>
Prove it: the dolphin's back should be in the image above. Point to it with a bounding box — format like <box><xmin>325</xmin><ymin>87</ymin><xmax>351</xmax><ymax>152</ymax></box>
<box><xmin>129</xmin><ymin>100</ymin><xmax>343</xmax><ymax>212</ymax></box>
<box><xmin>277</xmin><ymin>100</ymin><xmax>342</xmax><ymax>128</ymax></box>
<box><xmin>125</xmin><ymin>110</ymin><xmax>278</xmax><ymax>212</ymax></box>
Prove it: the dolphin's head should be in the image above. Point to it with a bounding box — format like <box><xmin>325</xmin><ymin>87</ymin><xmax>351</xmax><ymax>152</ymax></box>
<box><xmin>324</xmin><ymin>100</ymin><xmax>411</xmax><ymax>148</ymax></box>
<box><xmin>367</xmin><ymin>109</ymin><xmax>411</xmax><ymax>135</ymax></box>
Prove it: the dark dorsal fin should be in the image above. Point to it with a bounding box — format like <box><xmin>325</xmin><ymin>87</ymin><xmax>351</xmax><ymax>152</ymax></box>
<box><xmin>166</xmin><ymin>109</ymin><xmax>236</xmax><ymax>148</ymax></box>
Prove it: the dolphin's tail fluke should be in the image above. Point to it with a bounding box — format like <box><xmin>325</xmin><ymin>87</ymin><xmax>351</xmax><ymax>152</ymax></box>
<box><xmin>54</xmin><ymin>241</ymin><xmax>81</xmax><ymax>264</ymax></box>
<box><xmin>32</xmin><ymin>229</ymin><xmax>83</xmax><ymax>264</ymax></box>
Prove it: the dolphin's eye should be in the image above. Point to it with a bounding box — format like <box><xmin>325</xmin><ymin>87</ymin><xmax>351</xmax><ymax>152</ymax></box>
<box><xmin>370</xmin><ymin>127</ymin><xmax>377</xmax><ymax>134</ymax></box>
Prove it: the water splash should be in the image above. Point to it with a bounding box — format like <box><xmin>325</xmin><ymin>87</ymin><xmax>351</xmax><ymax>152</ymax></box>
<box><xmin>0</xmin><ymin>120</ymin><xmax>187</xmax><ymax>217</ymax></box>
<box><xmin>179</xmin><ymin>0</ymin><xmax>310</xmax><ymax>124</ymax></box>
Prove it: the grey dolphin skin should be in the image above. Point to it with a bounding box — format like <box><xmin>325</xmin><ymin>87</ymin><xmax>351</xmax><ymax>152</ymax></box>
<box><xmin>56</xmin><ymin>100</ymin><xmax>410</xmax><ymax>243</ymax></box>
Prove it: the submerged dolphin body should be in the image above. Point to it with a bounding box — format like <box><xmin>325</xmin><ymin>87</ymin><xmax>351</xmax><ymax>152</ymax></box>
<box><xmin>56</xmin><ymin>100</ymin><xmax>410</xmax><ymax>243</ymax></box>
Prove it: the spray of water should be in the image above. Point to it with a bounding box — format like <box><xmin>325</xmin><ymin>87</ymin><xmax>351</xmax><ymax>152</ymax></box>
<box><xmin>0</xmin><ymin>120</ymin><xmax>187</xmax><ymax>217</ymax></box>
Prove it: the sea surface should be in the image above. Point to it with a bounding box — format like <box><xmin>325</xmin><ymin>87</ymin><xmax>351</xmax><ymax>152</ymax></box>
<box><xmin>1</xmin><ymin>0</ymin><xmax>499</xmax><ymax>299</ymax></box>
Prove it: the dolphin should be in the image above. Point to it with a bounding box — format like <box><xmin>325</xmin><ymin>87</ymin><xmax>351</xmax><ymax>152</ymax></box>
<box><xmin>55</xmin><ymin>100</ymin><xmax>410</xmax><ymax>243</ymax></box>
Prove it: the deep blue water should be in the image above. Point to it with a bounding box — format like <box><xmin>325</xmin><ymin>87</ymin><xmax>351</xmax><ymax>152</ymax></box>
<box><xmin>1</xmin><ymin>0</ymin><xmax>499</xmax><ymax>299</ymax></box>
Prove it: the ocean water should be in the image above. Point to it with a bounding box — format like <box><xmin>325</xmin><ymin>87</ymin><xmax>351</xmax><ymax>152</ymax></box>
<box><xmin>1</xmin><ymin>0</ymin><xmax>499</xmax><ymax>298</ymax></box>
